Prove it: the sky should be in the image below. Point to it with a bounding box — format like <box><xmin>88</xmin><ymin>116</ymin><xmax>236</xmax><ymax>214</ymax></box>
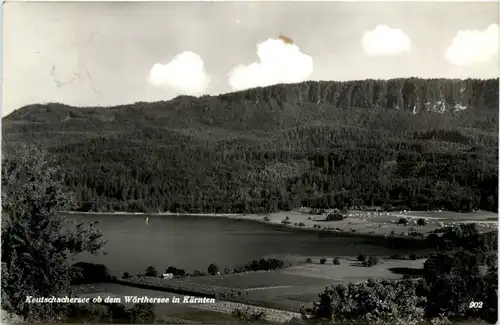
<box><xmin>2</xmin><ymin>1</ymin><xmax>499</xmax><ymax>116</ymax></box>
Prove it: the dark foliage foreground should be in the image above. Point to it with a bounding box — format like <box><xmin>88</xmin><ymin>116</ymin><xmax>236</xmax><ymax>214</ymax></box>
<box><xmin>1</xmin><ymin>145</ymin><xmax>106</xmax><ymax>322</ymax></box>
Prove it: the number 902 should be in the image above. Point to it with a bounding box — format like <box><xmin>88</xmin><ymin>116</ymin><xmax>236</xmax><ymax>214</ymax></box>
<box><xmin>469</xmin><ymin>301</ymin><xmax>483</xmax><ymax>309</ymax></box>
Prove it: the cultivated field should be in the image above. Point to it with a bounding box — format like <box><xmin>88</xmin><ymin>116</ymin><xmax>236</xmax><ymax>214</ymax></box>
<box><xmin>247</xmin><ymin>209</ymin><xmax>497</xmax><ymax>236</ymax></box>
<box><xmin>186</xmin><ymin>271</ymin><xmax>330</xmax><ymax>289</ymax></box>
<box><xmin>188</xmin><ymin>257</ymin><xmax>425</xmax><ymax>287</ymax></box>
<box><xmin>278</xmin><ymin>257</ymin><xmax>426</xmax><ymax>282</ymax></box>
<box><xmin>244</xmin><ymin>257</ymin><xmax>426</xmax><ymax>310</ymax></box>
<box><xmin>183</xmin><ymin>257</ymin><xmax>425</xmax><ymax>311</ymax></box>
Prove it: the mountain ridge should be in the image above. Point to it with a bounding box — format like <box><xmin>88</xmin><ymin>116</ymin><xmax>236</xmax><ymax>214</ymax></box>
<box><xmin>5</xmin><ymin>78</ymin><xmax>499</xmax><ymax>120</ymax></box>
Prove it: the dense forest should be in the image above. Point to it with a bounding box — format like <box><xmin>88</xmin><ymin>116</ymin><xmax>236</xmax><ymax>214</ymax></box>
<box><xmin>2</xmin><ymin>78</ymin><xmax>498</xmax><ymax>213</ymax></box>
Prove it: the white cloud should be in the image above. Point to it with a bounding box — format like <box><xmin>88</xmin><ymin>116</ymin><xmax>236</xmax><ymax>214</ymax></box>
<box><xmin>228</xmin><ymin>38</ymin><xmax>314</xmax><ymax>91</ymax></box>
<box><xmin>361</xmin><ymin>25</ymin><xmax>412</xmax><ymax>56</ymax></box>
<box><xmin>147</xmin><ymin>51</ymin><xmax>210</xmax><ymax>96</ymax></box>
<box><xmin>445</xmin><ymin>24</ymin><xmax>499</xmax><ymax>66</ymax></box>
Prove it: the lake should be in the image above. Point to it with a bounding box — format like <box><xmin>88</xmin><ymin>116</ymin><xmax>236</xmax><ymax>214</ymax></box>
<box><xmin>67</xmin><ymin>214</ymin><xmax>425</xmax><ymax>276</ymax></box>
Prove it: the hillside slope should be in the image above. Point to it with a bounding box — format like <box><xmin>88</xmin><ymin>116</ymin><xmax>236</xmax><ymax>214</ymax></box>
<box><xmin>3</xmin><ymin>78</ymin><xmax>498</xmax><ymax>213</ymax></box>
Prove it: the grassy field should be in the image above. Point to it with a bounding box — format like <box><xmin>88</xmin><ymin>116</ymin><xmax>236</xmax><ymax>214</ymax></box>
<box><xmin>185</xmin><ymin>256</ymin><xmax>426</xmax><ymax>311</ymax></box>
<box><xmin>187</xmin><ymin>271</ymin><xmax>330</xmax><ymax>289</ymax></box>
<box><xmin>394</xmin><ymin>210</ymin><xmax>498</xmax><ymax>220</ymax></box>
<box><xmin>162</xmin><ymin>309</ymin><xmax>237</xmax><ymax>323</ymax></box>
<box><xmin>255</xmin><ymin>209</ymin><xmax>497</xmax><ymax>236</ymax></box>
<box><xmin>251</xmin><ymin>257</ymin><xmax>426</xmax><ymax>310</ymax></box>
<box><xmin>189</xmin><ymin>257</ymin><xmax>425</xmax><ymax>288</ymax></box>
<box><xmin>278</xmin><ymin>257</ymin><xmax>426</xmax><ymax>282</ymax></box>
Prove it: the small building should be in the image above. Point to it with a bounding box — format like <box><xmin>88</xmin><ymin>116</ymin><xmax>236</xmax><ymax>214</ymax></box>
<box><xmin>162</xmin><ymin>273</ymin><xmax>174</xmax><ymax>279</ymax></box>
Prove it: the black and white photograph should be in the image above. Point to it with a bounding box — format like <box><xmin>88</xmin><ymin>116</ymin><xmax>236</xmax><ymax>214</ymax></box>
<box><xmin>1</xmin><ymin>1</ymin><xmax>499</xmax><ymax>324</ymax></box>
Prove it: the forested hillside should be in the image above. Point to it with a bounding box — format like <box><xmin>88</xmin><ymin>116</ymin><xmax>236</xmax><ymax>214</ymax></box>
<box><xmin>2</xmin><ymin>78</ymin><xmax>498</xmax><ymax>213</ymax></box>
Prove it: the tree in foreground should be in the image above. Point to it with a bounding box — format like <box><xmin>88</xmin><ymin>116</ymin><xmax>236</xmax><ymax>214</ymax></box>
<box><xmin>357</xmin><ymin>253</ymin><xmax>366</xmax><ymax>262</ymax></box>
<box><xmin>423</xmin><ymin>249</ymin><xmax>498</xmax><ymax>322</ymax></box>
<box><xmin>310</xmin><ymin>279</ymin><xmax>427</xmax><ymax>325</ymax></box>
<box><xmin>417</xmin><ymin>218</ymin><xmax>427</xmax><ymax>227</ymax></box>
<box><xmin>1</xmin><ymin>144</ymin><xmax>106</xmax><ymax>322</ymax></box>
<box><xmin>398</xmin><ymin>218</ymin><xmax>408</xmax><ymax>226</ymax></box>
<box><xmin>144</xmin><ymin>266</ymin><xmax>158</xmax><ymax>277</ymax></box>
<box><xmin>362</xmin><ymin>256</ymin><xmax>380</xmax><ymax>267</ymax></box>
<box><xmin>130</xmin><ymin>303</ymin><xmax>156</xmax><ymax>323</ymax></box>
<box><xmin>208</xmin><ymin>263</ymin><xmax>219</xmax><ymax>275</ymax></box>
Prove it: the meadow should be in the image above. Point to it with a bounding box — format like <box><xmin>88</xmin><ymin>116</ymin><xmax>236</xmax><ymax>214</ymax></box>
<box><xmin>252</xmin><ymin>209</ymin><xmax>497</xmax><ymax>236</ymax></box>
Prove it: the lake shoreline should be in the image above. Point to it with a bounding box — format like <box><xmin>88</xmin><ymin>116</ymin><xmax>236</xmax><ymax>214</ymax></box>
<box><xmin>59</xmin><ymin>210</ymin><xmax>430</xmax><ymax>243</ymax></box>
